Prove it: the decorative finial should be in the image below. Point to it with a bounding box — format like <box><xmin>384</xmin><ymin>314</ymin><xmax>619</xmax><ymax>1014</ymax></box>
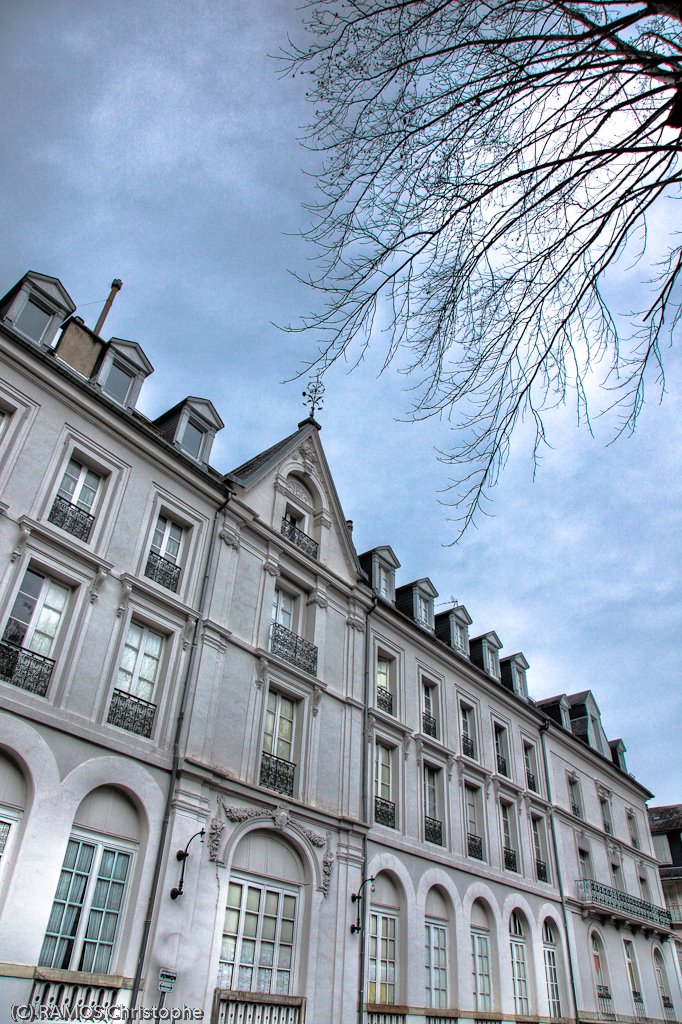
<box><xmin>302</xmin><ymin>376</ymin><xmax>325</xmax><ymax>419</ymax></box>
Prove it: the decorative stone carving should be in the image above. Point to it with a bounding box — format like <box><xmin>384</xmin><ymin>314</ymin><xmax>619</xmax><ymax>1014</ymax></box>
<box><xmin>272</xmin><ymin>807</ymin><xmax>291</xmax><ymax>832</ymax></box>
<box><xmin>312</xmin><ymin>687</ymin><xmax>323</xmax><ymax>717</ymax></box>
<box><xmin>447</xmin><ymin>754</ymin><xmax>457</xmax><ymax>781</ymax></box>
<box><xmin>255</xmin><ymin>656</ymin><xmax>268</xmax><ymax>690</ymax></box>
<box><xmin>307</xmin><ymin>589</ymin><xmax>327</xmax><ymax>609</ymax></box>
<box><xmin>208</xmin><ymin>816</ymin><xmax>225</xmax><ymax>861</ymax></box>
<box><xmin>222</xmin><ymin>804</ymin><xmax>264</xmax><ymax>823</ymax></box>
<box><xmin>321</xmin><ymin>849</ymin><xmax>334</xmax><ymax>896</ymax></box>
<box><xmin>11</xmin><ymin>523</ymin><xmax>31</xmax><ymax>563</ymax></box>
<box><xmin>299</xmin><ymin>824</ymin><xmax>327</xmax><ymax>848</ymax></box>
<box><xmin>116</xmin><ymin>581</ymin><xmax>132</xmax><ymax>618</ymax></box>
<box><xmin>182</xmin><ymin>616</ymin><xmax>197</xmax><ymax>650</ymax></box>
<box><xmin>219</xmin><ymin>525</ymin><xmax>241</xmax><ymax>549</ymax></box>
<box><xmin>88</xmin><ymin>567</ymin><xmax>108</xmax><ymax>603</ymax></box>
<box><xmin>263</xmin><ymin>557</ymin><xmax>281</xmax><ymax>577</ymax></box>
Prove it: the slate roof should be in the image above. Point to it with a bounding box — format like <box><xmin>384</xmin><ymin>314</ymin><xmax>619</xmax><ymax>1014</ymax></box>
<box><xmin>229</xmin><ymin>428</ymin><xmax>302</xmax><ymax>483</ymax></box>
<box><xmin>648</xmin><ymin>805</ymin><xmax>682</xmax><ymax>833</ymax></box>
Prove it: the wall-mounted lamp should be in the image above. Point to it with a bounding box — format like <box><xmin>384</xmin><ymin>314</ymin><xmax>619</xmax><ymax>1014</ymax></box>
<box><xmin>170</xmin><ymin>829</ymin><xmax>205</xmax><ymax>900</ymax></box>
<box><xmin>350</xmin><ymin>876</ymin><xmax>375</xmax><ymax>934</ymax></box>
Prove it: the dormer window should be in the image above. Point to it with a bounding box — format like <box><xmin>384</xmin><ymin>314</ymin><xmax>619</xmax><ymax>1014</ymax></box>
<box><xmin>378</xmin><ymin>565</ymin><xmax>392</xmax><ymax>600</ymax></box>
<box><xmin>1</xmin><ymin>272</ymin><xmax>75</xmax><ymax>348</ymax></box>
<box><xmin>435</xmin><ymin>604</ymin><xmax>472</xmax><ymax>656</ymax></box>
<box><xmin>180</xmin><ymin>419</ymin><xmax>204</xmax><ymax>458</ymax></box>
<box><xmin>416</xmin><ymin>592</ymin><xmax>433</xmax><ymax>629</ymax></box>
<box><xmin>102</xmin><ymin>361</ymin><xmax>134</xmax><ymax>404</ymax></box>
<box><xmin>484</xmin><ymin>644</ymin><xmax>500</xmax><ymax>679</ymax></box>
<box><xmin>94</xmin><ymin>339</ymin><xmax>153</xmax><ymax>409</ymax></box>
<box><xmin>153</xmin><ymin>397</ymin><xmax>223</xmax><ymax>465</ymax></box>
<box><xmin>15</xmin><ymin>298</ymin><xmax>53</xmax><ymax>342</ymax></box>
<box><xmin>395</xmin><ymin>578</ymin><xmax>438</xmax><ymax>630</ymax></box>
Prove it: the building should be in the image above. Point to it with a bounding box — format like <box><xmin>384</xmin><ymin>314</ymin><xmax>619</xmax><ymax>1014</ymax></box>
<box><xmin>649</xmin><ymin>806</ymin><xmax>682</xmax><ymax>965</ymax></box>
<box><xmin>0</xmin><ymin>270</ymin><xmax>679</xmax><ymax>1024</ymax></box>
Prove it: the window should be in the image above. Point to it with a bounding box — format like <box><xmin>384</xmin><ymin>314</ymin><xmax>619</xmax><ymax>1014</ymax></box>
<box><xmin>591</xmin><ymin>934</ymin><xmax>611</xmax><ymax>1008</ymax></box>
<box><xmin>501</xmin><ymin>802</ymin><xmax>518</xmax><ymax>872</ymax></box>
<box><xmin>460</xmin><ymin>703</ymin><xmax>476</xmax><ymax>759</ymax></box>
<box><xmin>611</xmin><ymin>860</ymin><xmax>624</xmax><ymax>891</ymax></box>
<box><xmin>270</xmin><ymin>587</ymin><xmax>317</xmax><ymax>675</ymax></box>
<box><xmin>425</xmin><ymin>919</ymin><xmax>448</xmax><ymax>1009</ymax></box>
<box><xmin>510</xmin><ymin>913</ymin><xmax>530</xmax><ymax>1015</ymax></box>
<box><xmin>145</xmin><ymin>514</ymin><xmax>183</xmax><ymax>592</ymax></box>
<box><xmin>484</xmin><ymin>644</ymin><xmax>500</xmax><ymax>679</ymax></box>
<box><xmin>378</xmin><ymin>565</ymin><xmax>392</xmax><ymax>600</ymax></box>
<box><xmin>568</xmin><ymin>776</ymin><xmax>582</xmax><ymax>818</ymax></box>
<box><xmin>179</xmin><ymin>419</ymin><xmax>205</xmax><ymax>459</ymax></box>
<box><xmin>600</xmin><ymin>797</ymin><xmax>613</xmax><ymax>835</ymax></box>
<box><xmin>453</xmin><ymin>617</ymin><xmax>469</xmax><ymax>655</ymax></box>
<box><xmin>654</xmin><ymin>949</ymin><xmax>673</xmax><ymax>1017</ymax></box>
<box><xmin>627</xmin><ymin>812</ymin><xmax>640</xmax><ymax>849</ymax></box>
<box><xmin>281</xmin><ymin>506</ymin><xmax>318</xmax><ymax>558</ymax></box>
<box><xmin>39</xmin><ymin>834</ymin><xmax>131</xmax><ymax>974</ymax></box>
<box><xmin>465</xmin><ymin>785</ymin><xmax>484</xmax><ymax>860</ymax></box>
<box><xmin>416</xmin><ymin>591</ymin><xmax>432</xmax><ymax>629</ymax></box>
<box><xmin>471</xmin><ymin>930</ymin><xmax>492</xmax><ymax>1012</ymax></box>
<box><xmin>48</xmin><ymin>459</ymin><xmax>101</xmax><ymax>542</ymax></box>
<box><xmin>368</xmin><ymin>910</ymin><xmax>397</xmax><ymax>1004</ymax></box>
<box><xmin>422</xmin><ymin>680</ymin><xmax>437</xmax><ymax>737</ymax></box>
<box><xmin>374</xmin><ymin>743</ymin><xmax>395</xmax><ymax>828</ymax></box>
<box><xmin>0</xmin><ymin>568</ymin><xmax>69</xmax><ymax>696</ymax></box>
<box><xmin>423</xmin><ymin>765</ymin><xmax>442</xmax><ymax>845</ymax></box>
<box><xmin>543</xmin><ymin>921</ymin><xmax>563</xmax><ymax>1017</ymax></box>
<box><xmin>15</xmin><ymin>297</ymin><xmax>53</xmax><ymax>342</ymax></box>
<box><xmin>532</xmin><ymin>816</ymin><xmax>549</xmax><ymax>881</ymax></box>
<box><xmin>260</xmin><ymin>691</ymin><xmax>296</xmax><ymax>796</ymax></box>
<box><xmin>524</xmin><ymin>744</ymin><xmax>538</xmax><ymax>792</ymax></box>
<box><xmin>639</xmin><ymin>869</ymin><xmax>651</xmax><ymax>903</ymax></box>
<box><xmin>494</xmin><ymin>723</ymin><xmax>509</xmax><ymax>776</ymax></box>
<box><xmin>107</xmin><ymin>622</ymin><xmax>164</xmax><ymax>738</ymax></box>
<box><xmin>578</xmin><ymin>845</ymin><xmax>592</xmax><ymax>881</ymax></box>
<box><xmin>376</xmin><ymin>654</ymin><xmax>395</xmax><ymax>715</ymax></box>
<box><xmin>624</xmin><ymin>940</ymin><xmax>643</xmax><ymax>1010</ymax></box>
<box><xmin>101</xmin><ymin>362</ymin><xmax>134</xmax><ymax>405</ymax></box>
<box><xmin>218</xmin><ymin>877</ymin><xmax>298</xmax><ymax>995</ymax></box>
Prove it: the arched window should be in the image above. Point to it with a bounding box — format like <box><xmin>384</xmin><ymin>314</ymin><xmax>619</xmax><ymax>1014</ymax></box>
<box><xmin>471</xmin><ymin>900</ymin><xmax>493</xmax><ymax>1012</ymax></box>
<box><xmin>369</xmin><ymin>873</ymin><xmax>400</xmax><ymax>1005</ymax></box>
<box><xmin>0</xmin><ymin>750</ymin><xmax>26</xmax><ymax>873</ymax></box>
<box><xmin>39</xmin><ymin>787</ymin><xmax>139</xmax><ymax>975</ymax></box>
<box><xmin>424</xmin><ymin>887</ymin><xmax>450</xmax><ymax>1009</ymax></box>
<box><xmin>509</xmin><ymin>912</ymin><xmax>530</xmax><ymax>1016</ymax></box>
<box><xmin>623</xmin><ymin>939</ymin><xmax>644</xmax><ymax>1016</ymax></box>
<box><xmin>542</xmin><ymin>920</ymin><xmax>563</xmax><ymax>1018</ymax></box>
<box><xmin>219</xmin><ymin>832</ymin><xmax>303</xmax><ymax>996</ymax></box>
<box><xmin>591</xmin><ymin>933</ymin><xmax>612</xmax><ymax>1013</ymax></box>
<box><xmin>653</xmin><ymin>949</ymin><xmax>673</xmax><ymax>1019</ymax></box>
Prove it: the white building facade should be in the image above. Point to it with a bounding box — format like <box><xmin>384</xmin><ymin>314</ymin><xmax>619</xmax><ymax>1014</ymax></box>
<box><xmin>0</xmin><ymin>270</ymin><xmax>678</xmax><ymax>1024</ymax></box>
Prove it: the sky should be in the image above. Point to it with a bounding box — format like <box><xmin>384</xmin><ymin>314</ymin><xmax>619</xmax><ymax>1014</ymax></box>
<box><xmin>0</xmin><ymin>0</ymin><xmax>680</xmax><ymax>805</ymax></box>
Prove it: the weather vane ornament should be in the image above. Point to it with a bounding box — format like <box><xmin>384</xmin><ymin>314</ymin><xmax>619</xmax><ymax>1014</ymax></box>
<box><xmin>302</xmin><ymin>376</ymin><xmax>325</xmax><ymax>419</ymax></box>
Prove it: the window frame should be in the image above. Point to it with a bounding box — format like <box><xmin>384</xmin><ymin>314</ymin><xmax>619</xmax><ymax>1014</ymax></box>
<box><xmin>471</xmin><ymin>928</ymin><xmax>493</xmax><ymax>1012</ymax></box>
<box><xmin>542</xmin><ymin>920</ymin><xmax>563</xmax><ymax>1018</ymax></box>
<box><xmin>460</xmin><ymin>701</ymin><xmax>478</xmax><ymax>760</ymax></box>
<box><xmin>425</xmin><ymin>917</ymin><xmax>448</xmax><ymax>1009</ymax></box>
<box><xmin>493</xmin><ymin>722</ymin><xmax>510</xmax><ymax>776</ymax></box>
<box><xmin>509</xmin><ymin>913</ymin><xmax>530</xmax><ymax>1016</ymax></box>
<box><xmin>368</xmin><ymin>908</ymin><xmax>398</xmax><ymax>1005</ymax></box>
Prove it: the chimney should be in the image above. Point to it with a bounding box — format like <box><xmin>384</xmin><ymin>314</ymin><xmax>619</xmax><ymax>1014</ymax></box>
<box><xmin>94</xmin><ymin>278</ymin><xmax>123</xmax><ymax>336</ymax></box>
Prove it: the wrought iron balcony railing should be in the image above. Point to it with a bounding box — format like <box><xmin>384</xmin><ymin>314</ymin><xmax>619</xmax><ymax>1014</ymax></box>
<box><xmin>462</xmin><ymin>733</ymin><xmax>475</xmax><ymax>759</ymax></box>
<box><xmin>496</xmin><ymin>753</ymin><xmax>508</xmax><ymax>776</ymax></box>
<box><xmin>571</xmin><ymin>803</ymin><xmax>582</xmax><ymax>818</ymax></box>
<box><xmin>270</xmin><ymin>621</ymin><xmax>318</xmax><ymax>676</ymax></box>
<box><xmin>536</xmin><ymin>859</ymin><xmax>548</xmax><ymax>882</ymax></box>
<box><xmin>280</xmin><ymin>517</ymin><xmax>319</xmax><ymax>559</ymax></box>
<box><xmin>425</xmin><ymin>815</ymin><xmax>442</xmax><ymax>846</ymax></box>
<box><xmin>662</xmin><ymin>996</ymin><xmax>675</xmax><ymax>1021</ymax></box>
<box><xmin>422</xmin><ymin>711</ymin><xmax>437</xmax><ymax>737</ymax></box>
<box><xmin>375</xmin><ymin>796</ymin><xmax>396</xmax><ymax>828</ymax></box>
<box><xmin>504</xmin><ymin>846</ymin><xmax>518</xmax><ymax>872</ymax></box>
<box><xmin>632</xmin><ymin>992</ymin><xmax>646</xmax><ymax>1019</ymax></box>
<box><xmin>260</xmin><ymin>750</ymin><xmax>296</xmax><ymax>796</ymax></box>
<box><xmin>603</xmin><ymin>820</ymin><xmax>613</xmax><ymax>835</ymax></box>
<box><xmin>145</xmin><ymin>550</ymin><xmax>181</xmax><ymax>592</ymax></box>
<box><xmin>215</xmin><ymin>992</ymin><xmax>304</xmax><ymax>1024</ymax></box>
<box><xmin>468</xmin><ymin>832</ymin><xmax>483</xmax><ymax>860</ymax></box>
<box><xmin>596</xmin><ymin>985</ymin><xmax>614</xmax><ymax>1018</ymax></box>
<box><xmin>376</xmin><ymin>685</ymin><xmax>393</xmax><ymax>714</ymax></box>
<box><xmin>107</xmin><ymin>688</ymin><xmax>157</xmax><ymax>738</ymax></box>
<box><xmin>0</xmin><ymin>640</ymin><xmax>54</xmax><ymax>696</ymax></box>
<box><xmin>576</xmin><ymin>878</ymin><xmax>672</xmax><ymax>929</ymax></box>
<box><xmin>30</xmin><ymin>981</ymin><xmax>123</xmax><ymax>1014</ymax></box>
<box><xmin>526</xmin><ymin>769</ymin><xmax>537</xmax><ymax>792</ymax></box>
<box><xmin>48</xmin><ymin>494</ymin><xmax>95</xmax><ymax>542</ymax></box>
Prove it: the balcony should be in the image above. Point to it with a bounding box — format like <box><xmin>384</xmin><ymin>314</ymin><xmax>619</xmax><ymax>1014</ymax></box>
<box><xmin>30</xmin><ymin>980</ymin><xmax>127</xmax><ymax>1014</ymax></box>
<box><xmin>504</xmin><ymin>846</ymin><xmax>518</xmax><ymax>872</ymax></box>
<box><xmin>603</xmin><ymin>820</ymin><xmax>613</xmax><ymax>835</ymax></box>
<box><xmin>526</xmin><ymin>769</ymin><xmax>537</xmax><ymax>792</ymax></box>
<box><xmin>576</xmin><ymin>878</ymin><xmax>672</xmax><ymax>930</ymax></box>
<box><xmin>663</xmin><ymin>996</ymin><xmax>675</xmax><ymax>1021</ymax></box>
<box><xmin>597</xmin><ymin>985</ymin><xmax>614</xmax><ymax>1018</ymax></box>
<box><xmin>107</xmin><ymin>688</ymin><xmax>157</xmax><ymax>738</ymax></box>
<box><xmin>375</xmin><ymin>796</ymin><xmax>396</xmax><ymax>828</ymax></box>
<box><xmin>468</xmin><ymin>832</ymin><xmax>483</xmax><ymax>860</ymax></box>
<box><xmin>422</xmin><ymin>711</ymin><xmax>437</xmax><ymax>738</ymax></box>
<box><xmin>280</xmin><ymin>517</ymin><xmax>319</xmax><ymax>559</ymax></box>
<box><xmin>377</xmin><ymin>686</ymin><xmax>393</xmax><ymax>714</ymax></box>
<box><xmin>536</xmin><ymin>859</ymin><xmax>548</xmax><ymax>882</ymax></box>
<box><xmin>270</xmin><ymin>622</ymin><xmax>318</xmax><ymax>676</ymax></box>
<box><xmin>632</xmin><ymin>992</ymin><xmax>646</xmax><ymax>1020</ymax></box>
<box><xmin>496</xmin><ymin>753</ymin><xmax>508</xmax><ymax>776</ymax></box>
<box><xmin>462</xmin><ymin>733</ymin><xmax>475</xmax><ymax>759</ymax></box>
<box><xmin>0</xmin><ymin>640</ymin><xmax>54</xmax><ymax>696</ymax></box>
<box><xmin>260</xmin><ymin>751</ymin><xmax>296</xmax><ymax>796</ymax></box>
<box><xmin>425</xmin><ymin>815</ymin><xmax>443</xmax><ymax>846</ymax></box>
<box><xmin>48</xmin><ymin>495</ymin><xmax>95</xmax><ymax>542</ymax></box>
<box><xmin>215</xmin><ymin>991</ymin><xmax>304</xmax><ymax>1024</ymax></box>
<box><xmin>144</xmin><ymin>550</ymin><xmax>181</xmax><ymax>592</ymax></box>
<box><xmin>571</xmin><ymin>803</ymin><xmax>582</xmax><ymax>818</ymax></box>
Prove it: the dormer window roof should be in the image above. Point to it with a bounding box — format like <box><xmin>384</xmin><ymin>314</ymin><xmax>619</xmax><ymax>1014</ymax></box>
<box><xmin>96</xmin><ymin>338</ymin><xmax>154</xmax><ymax>409</ymax></box>
<box><xmin>500</xmin><ymin>652</ymin><xmax>530</xmax><ymax>698</ymax></box>
<box><xmin>153</xmin><ymin>396</ymin><xmax>224</xmax><ymax>465</ymax></box>
<box><xmin>435</xmin><ymin>603</ymin><xmax>472</xmax><ymax>656</ymax></box>
<box><xmin>358</xmin><ymin>546</ymin><xmax>401</xmax><ymax>603</ymax></box>
<box><xmin>609</xmin><ymin>739</ymin><xmax>628</xmax><ymax>772</ymax></box>
<box><xmin>395</xmin><ymin>577</ymin><xmax>438</xmax><ymax>631</ymax></box>
<box><xmin>0</xmin><ymin>271</ymin><xmax>75</xmax><ymax>348</ymax></box>
<box><xmin>469</xmin><ymin>630</ymin><xmax>503</xmax><ymax>680</ymax></box>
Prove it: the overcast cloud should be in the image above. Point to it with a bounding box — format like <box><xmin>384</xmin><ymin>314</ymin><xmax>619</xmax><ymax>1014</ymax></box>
<box><xmin>1</xmin><ymin>0</ymin><xmax>679</xmax><ymax>803</ymax></box>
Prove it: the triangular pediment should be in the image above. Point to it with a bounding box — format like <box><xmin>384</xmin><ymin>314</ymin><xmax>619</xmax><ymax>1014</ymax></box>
<box><xmin>24</xmin><ymin>271</ymin><xmax>76</xmax><ymax>314</ymax></box>
<box><xmin>228</xmin><ymin>420</ymin><xmax>363</xmax><ymax>584</ymax></box>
